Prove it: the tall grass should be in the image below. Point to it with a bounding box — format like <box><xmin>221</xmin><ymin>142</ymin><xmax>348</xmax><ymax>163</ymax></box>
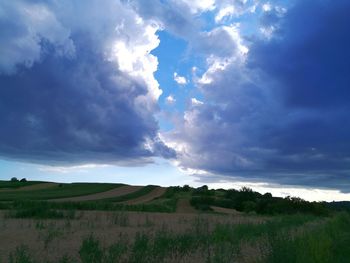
<box><xmin>75</xmin><ymin>214</ymin><xmax>326</xmax><ymax>262</ymax></box>
<box><xmin>267</xmin><ymin>212</ymin><xmax>350</xmax><ymax>263</ymax></box>
<box><xmin>6</xmin><ymin>213</ymin><xmax>350</xmax><ymax>262</ymax></box>
<box><xmin>8</xmin><ymin>245</ymin><xmax>34</xmax><ymax>263</ymax></box>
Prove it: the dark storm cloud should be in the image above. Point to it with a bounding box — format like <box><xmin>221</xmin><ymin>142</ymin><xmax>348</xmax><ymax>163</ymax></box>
<box><xmin>249</xmin><ymin>0</ymin><xmax>350</xmax><ymax>177</ymax></box>
<box><xmin>170</xmin><ymin>0</ymin><xmax>350</xmax><ymax>191</ymax></box>
<box><xmin>251</xmin><ymin>0</ymin><xmax>350</xmax><ymax>109</ymax></box>
<box><xmin>0</xmin><ymin>1</ymin><xmax>175</xmax><ymax>164</ymax></box>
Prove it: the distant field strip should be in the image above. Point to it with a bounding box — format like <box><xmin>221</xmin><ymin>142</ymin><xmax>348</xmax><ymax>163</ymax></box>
<box><xmin>0</xmin><ymin>181</ymin><xmax>43</xmax><ymax>190</ymax></box>
<box><xmin>0</xmin><ymin>183</ymin><xmax>119</xmax><ymax>201</ymax></box>
<box><xmin>51</xmin><ymin>185</ymin><xmax>142</xmax><ymax>202</ymax></box>
<box><xmin>123</xmin><ymin>186</ymin><xmax>166</xmax><ymax>205</ymax></box>
<box><xmin>0</xmin><ymin>183</ymin><xmax>57</xmax><ymax>192</ymax></box>
<box><xmin>93</xmin><ymin>185</ymin><xmax>158</xmax><ymax>203</ymax></box>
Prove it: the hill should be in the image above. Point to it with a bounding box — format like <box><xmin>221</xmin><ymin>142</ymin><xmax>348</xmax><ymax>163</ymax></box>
<box><xmin>0</xmin><ymin>179</ymin><xmax>350</xmax><ymax>262</ymax></box>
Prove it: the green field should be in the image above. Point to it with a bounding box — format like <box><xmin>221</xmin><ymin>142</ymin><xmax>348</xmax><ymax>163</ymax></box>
<box><xmin>98</xmin><ymin>185</ymin><xmax>157</xmax><ymax>202</ymax></box>
<box><xmin>0</xmin><ymin>180</ymin><xmax>43</xmax><ymax>189</ymax></box>
<box><xmin>0</xmin><ymin>183</ymin><xmax>120</xmax><ymax>201</ymax></box>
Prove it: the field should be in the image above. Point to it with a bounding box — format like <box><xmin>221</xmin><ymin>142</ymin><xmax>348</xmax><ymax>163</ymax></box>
<box><xmin>0</xmin><ymin>180</ymin><xmax>349</xmax><ymax>263</ymax></box>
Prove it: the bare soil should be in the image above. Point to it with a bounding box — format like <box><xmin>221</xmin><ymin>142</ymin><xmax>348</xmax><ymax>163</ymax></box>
<box><xmin>176</xmin><ymin>198</ymin><xmax>197</xmax><ymax>213</ymax></box>
<box><xmin>51</xmin><ymin>185</ymin><xmax>142</xmax><ymax>202</ymax></box>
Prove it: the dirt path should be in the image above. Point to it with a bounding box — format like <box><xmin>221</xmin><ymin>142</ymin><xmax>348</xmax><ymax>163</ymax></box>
<box><xmin>176</xmin><ymin>198</ymin><xmax>197</xmax><ymax>213</ymax></box>
<box><xmin>211</xmin><ymin>206</ymin><xmax>242</xmax><ymax>215</ymax></box>
<box><xmin>51</xmin><ymin>185</ymin><xmax>142</xmax><ymax>202</ymax></box>
<box><xmin>0</xmin><ymin>183</ymin><xmax>57</xmax><ymax>192</ymax></box>
<box><xmin>123</xmin><ymin>187</ymin><xmax>166</xmax><ymax>205</ymax></box>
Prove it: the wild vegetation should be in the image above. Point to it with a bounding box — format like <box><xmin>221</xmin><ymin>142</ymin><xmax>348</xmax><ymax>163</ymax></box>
<box><xmin>0</xmin><ymin>179</ymin><xmax>349</xmax><ymax>262</ymax></box>
<box><xmin>190</xmin><ymin>185</ymin><xmax>330</xmax><ymax>216</ymax></box>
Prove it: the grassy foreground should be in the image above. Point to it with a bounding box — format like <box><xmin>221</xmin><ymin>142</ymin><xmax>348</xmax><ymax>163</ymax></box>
<box><xmin>4</xmin><ymin>212</ymin><xmax>350</xmax><ymax>263</ymax></box>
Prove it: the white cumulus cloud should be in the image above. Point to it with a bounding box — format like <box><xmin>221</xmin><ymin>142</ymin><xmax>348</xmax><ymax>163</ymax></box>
<box><xmin>173</xmin><ymin>72</ymin><xmax>187</xmax><ymax>85</ymax></box>
<box><xmin>166</xmin><ymin>95</ymin><xmax>176</xmax><ymax>105</ymax></box>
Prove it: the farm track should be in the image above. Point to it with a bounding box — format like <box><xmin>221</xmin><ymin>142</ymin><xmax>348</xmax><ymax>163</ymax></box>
<box><xmin>176</xmin><ymin>198</ymin><xmax>197</xmax><ymax>213</ymax></box>
<box><xmin>122</xmin><ymin>186</ymin><xmax>166</xmax><ymax>205</ymax></box>
<box><xmin>50</xmin><ymin>185</ymin><xmax>142</xmax><ymax>202</ymax></box>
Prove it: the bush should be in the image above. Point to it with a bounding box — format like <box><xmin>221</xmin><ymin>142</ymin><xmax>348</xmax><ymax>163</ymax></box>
<box><xmin>182</xmin><ymin>184</ymin><xmax>191</xmax><ymax>192</ymax></box>
<box><xmin>242</xmin><ymin>201</ymin><xmax>257</xmax><ymax>213</ymax></box>
<box><xmin>190</xmin><ymin>196</ymin><xmax>215</xmax><ymax>211</ymax></box>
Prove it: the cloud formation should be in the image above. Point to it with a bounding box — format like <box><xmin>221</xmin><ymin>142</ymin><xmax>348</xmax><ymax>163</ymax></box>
<box><xmin>0</xmin><ymin>0</ymin><xmax>174</xmax><ymax>164</ymax></box>
<box><xmin>173</xmin><ymin>72</ymin><xmax>187</xmax><ymax>85</ymax></box>
<box><xmin>1</xmin><ymin>0</ymin><xmax>349</xmax><ymax>194</ymax></box>
<box><xmin>166</xmin><ymin>0</ymin><xmax>350</xmax><ymax>191</ymax></box>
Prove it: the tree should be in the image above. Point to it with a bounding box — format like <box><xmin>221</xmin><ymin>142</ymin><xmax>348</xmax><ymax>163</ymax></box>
<box><xmin>20</xmin><ymin>178</ymin><xmax>27</xmax><ymax>182</ymax></box>
<box><xmin>10</xmin><ymin>177</ymin><xmax>18</xmax><ymax>182</ymax></box>
<box><xmin>182</xmin><ymin>185</ymin><xmax>191</xmax><ymax>192</ymax></box>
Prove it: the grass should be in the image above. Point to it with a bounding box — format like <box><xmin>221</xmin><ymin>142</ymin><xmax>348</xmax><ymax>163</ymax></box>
<box><xmin>6</xmin><ymin>205</ymin><xmax>76</xmax><ymax>219</ymax></box>
<box><xmin>144</xmin><ymin>197</ymin><xmax>178</xmax><ymax>212</ymax></box>
<box><xmin>98</xmin><ymin>185</ymin><xmax>157</xmax><ymax>202</ymax></box>
<box><xmin>0</xmin><ymin>183</ymin><xmax>121</xmax><ymax>201</ymax></box>
<box><xmin>0</xmin><ymin>182</ymin><xmax>179</xmax><ymax>215</ymax></box>
<box><xmin>72</xmin><ymin>214</ymin><xmax>336</xmax><ymax>262</ymax></box>
<box><xmin>267</xmin><ymin>212</ymin><xmax>350</xmax><ymax>263</ymax></box>
<box><xmin>8</xmin><ymin>245</ymin><xmax>34</xmax><ymax>263</ymax></box>
<box><xmin>1</xmin><ymin>197</ymin><xmax>177</xmax><ymax>218</ymax></box>
<box><xmin>79</xmin><ymin>234</ymin><xmax>129</xmax><ymax>263</ymax></box>
<box><xmin>5</xmin><ymin>213</ymin><xmax>350</xmax><ymax>262</ymax></box>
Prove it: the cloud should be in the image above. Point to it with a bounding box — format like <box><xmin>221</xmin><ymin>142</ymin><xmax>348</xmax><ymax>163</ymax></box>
<box><xmin>165</xmin><ymin>95</ymin><xmax>176</xmax><ymax>105</ymax></box>
<box><xmin>194</xmin><ymin>26</ymin><xmax>244</xmax><ymax>58</ymax></box>
<box><xmin>174</xmin><ymin>0</ymin><xmax>215</xmax><ymax>14</ymax></box>
<box><xmin>191</xmin><ymin>98</ymin><xmax>203</xmax><ymax>106</ymax></box>
<box><xmin>0</xmin><ymin>1</ymin><xmax>75</xmax><ymax>74</ymax></box>
<box><xmin>215</xmin><ymin>6</ymin><xmax>235</xmax><ymax>23</ymax></box>
<box><xmin>126</xmin><ymin>0</ymin><xmax>199</xmax><ymax>39</ymax></box>
<box><xmin>127</xmin><ymin>0</ymin><xmax>251</xmax><ymax>57</ymax></box>
<box><xmin>173</xmin><ymin>72</ymin><xmax>187</xmax><ymax>85</ymax></box>
<box><xmin>0</xmin><ymin>0</ymin><xmax>175</xmax><ymax>165</ymax></box>
<box><xmin>259</xmin><ymin>2</ymin><xmax>286</xmax><ymax>38</ymax></box>
<box><xmin>166</xmin><ymin>0</ymin><xmax>350</xmax><ymax>192</ymax></box>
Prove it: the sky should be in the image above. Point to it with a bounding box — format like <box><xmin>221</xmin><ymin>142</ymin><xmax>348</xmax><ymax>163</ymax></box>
<box><xmin>0</xmin><ymin>0</ymin><xmax>350</xmax><ymax>202</ymax></box>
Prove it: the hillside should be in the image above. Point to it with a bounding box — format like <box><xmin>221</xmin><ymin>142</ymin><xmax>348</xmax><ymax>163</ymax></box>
<box><xmin>0</xmin><ymin>179</ymin><xmax>350</xmax><ymax>262</ymax></box>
